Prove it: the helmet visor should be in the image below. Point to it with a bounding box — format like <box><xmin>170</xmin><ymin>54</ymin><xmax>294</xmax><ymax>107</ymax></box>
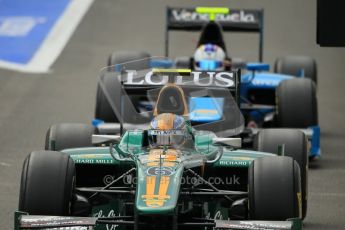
<box><xmin>195</xmin><ymin>60</ymin><xmax>223</xmax><ymax>70</ymax></box>
<box><xmin>148</xmin><ymin>129</ymin><xmax>189</xmax><ymax>148</ymax></box>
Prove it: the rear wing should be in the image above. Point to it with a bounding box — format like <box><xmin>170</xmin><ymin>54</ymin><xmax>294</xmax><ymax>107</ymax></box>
<box><xmin>165</xmin><ymin>7</ymin><xmax>264</xmax><ymax>61</ymax></box>
<box><xmin>98</xmin><ymin>67</ymin><xmax>241</xmax><ymax>135</ymax></box>
<box><xmin>120</xmin><ymin>68</ymin><xmax>241</xmax><ymax>101</ymax></box>
<box><xmin>117</xmin><ymin>68</ymin><xmax>242</xmax><ymax>117</ymax></box>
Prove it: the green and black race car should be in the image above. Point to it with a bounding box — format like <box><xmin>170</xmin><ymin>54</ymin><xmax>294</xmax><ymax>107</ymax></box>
<box><xmin>15</xmin><ymin>59</ymin><xmax>307</xmax><ymax>230</ymax></box>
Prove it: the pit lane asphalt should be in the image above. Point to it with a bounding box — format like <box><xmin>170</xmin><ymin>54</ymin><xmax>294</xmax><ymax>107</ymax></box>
<box><xmin>0</xmin><ymin>0</ymin><xmax>344</xmax><ymax>229</ymax></box>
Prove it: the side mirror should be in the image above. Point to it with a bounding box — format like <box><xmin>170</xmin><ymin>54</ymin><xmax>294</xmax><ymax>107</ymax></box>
<box><xmin>92</xmin><ymin>135</ymin><xmax>121</xmax><ymax>145</ymax></box>
<box><xmin>112</xmin><ymin>144</ymin><xmax>135</xmax><ymax>162</ymax></box>
<box><xmin>212</xmin><ymin>137</ymin><xmax>242</xmax><ymax>148</ymax></box>
<box><xmin>246</xmin><ymin>63</ymin><xmax>270</xmax><ymax>72</ymax></box>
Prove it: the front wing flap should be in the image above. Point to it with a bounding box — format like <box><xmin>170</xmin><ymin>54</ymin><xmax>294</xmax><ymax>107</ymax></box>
<box><xmin>16</xmin><ymin>213</ymin><xmax>301</xmax><ymax>230</ymax></box>
<box><xmin>15</xmin><ymin>213</ymin><xmax>96</xmax><ymax>230</ymax></box>
<box><xmin>215</xmin><ymin>219</ymin><xmax>302</xmax><ymax>230</ymax></box>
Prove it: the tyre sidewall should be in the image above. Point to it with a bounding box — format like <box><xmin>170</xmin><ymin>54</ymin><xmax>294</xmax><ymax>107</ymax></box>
<box><xmin>19</xmin><ymin>151</ymin><xmax>75</xmax><ymax>215</ymax></box>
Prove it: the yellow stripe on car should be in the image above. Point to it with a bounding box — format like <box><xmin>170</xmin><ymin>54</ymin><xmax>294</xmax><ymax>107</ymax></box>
<box><xmin>196</xmin><ymin>7</ymin><xmax>229</xmax><ymax>21</ymax></box>
<box><xmin>142</xmin><ymin>149</ymin><xmax>179</xmax><ymax>207</ymax></box>
<box><xmin>152</xmin><ymin>68</ymin><xmax>191</xmax><ymax>73</ymax></box>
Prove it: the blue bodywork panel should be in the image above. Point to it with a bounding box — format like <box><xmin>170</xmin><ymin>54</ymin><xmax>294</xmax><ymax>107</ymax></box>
<box><xmin>240</xmin><ymin>71</ymin><xmax>292</xmax><ymax>123</ymax></box>
<box><xmin>240</xmin><ymin>70</ymin><xmax>321</xmax><ymax>158</ymax></box>
<box><xmin>189</xmin><ymin>97</ymin><xmax>224</xmax><ymax>122</ymax></box>
<box><xmin>241</xmin><ymin>71</ymin><xmax>292</xmax><ymax>90</ymax></box>
<box><xmin>150</xmin><ymin>59</ymin><xmax>174</xmax><ymax>68</ymax></box>
<box><xmin>246</xmin><ymin>63</ymin><xmax>270</xmax><ymax>71</ymax></box>
<box><xmin>309</xmin><ymin>126</ymin><xmax>321</xmax><ymax>158</ymax></box>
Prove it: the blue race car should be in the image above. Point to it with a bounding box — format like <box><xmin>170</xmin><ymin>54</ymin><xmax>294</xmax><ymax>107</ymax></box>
<box><xmin>166</xmin><ymin>6</ymin><xmax>320</xmax><ymax>158</ymax></box>
<box><xmin>95</xmin><ymin>7</ymin><xmax>320</xmax><ymax>158</ymax></box>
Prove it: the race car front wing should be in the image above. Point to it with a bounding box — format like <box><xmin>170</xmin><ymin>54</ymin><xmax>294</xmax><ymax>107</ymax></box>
<box><xmin>15</xmin><ymin>212</ymin><xmax>302</xmax><ymax>230</ymax></box>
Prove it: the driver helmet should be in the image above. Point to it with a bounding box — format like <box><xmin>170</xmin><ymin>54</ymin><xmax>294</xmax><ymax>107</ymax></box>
<box><xmin>149</xmin><ymin>113</ymin><xmax>186</xmax><ymax>147</ymax></box>
<box><xmin>194</xmin><ymin>43</ymin><xmax>226</xmax><ymax>71</ymax></box>
<box><xmin>151</xmin><ymin>113</ymin><xmax>185</xmax><ymax>130</ymax></box>
<box><xmin>148</xmin><ymin>84</ymin><xmax>190</xmax><ymax>147</ymax></box>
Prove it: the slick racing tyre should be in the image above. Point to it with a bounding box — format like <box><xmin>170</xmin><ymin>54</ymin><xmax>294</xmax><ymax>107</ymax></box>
<box><xmin>45</xmin><ymin>123</ymin><xmax>94</xmax><ymax>151</ymax></box>
<box><xmin>276</xmin><ymin>78</ymin><xmax>318</xmax><ymax>128</ymax></box>
<box><xmin>254</xmin><ymin>129</ymin><xmax>308</xmax><ymax>219</ymax></box>
<box><xmin>175</xmin><ymin>56</ymin><xmax>192</xmax><ymax>69</ymax></box>
<box><xmin>19</xmin><ymin>151</ymin><xmax>75</xmax><ymax>215</ymax></box>
<box><xmin>107</xmin><ymin>51</ymin><xmax>151</xmax><ymax>71</ymax></box>
<box><xmin>95</xmin><ymin>51</ymin><xmax>151</xmax><ymax>122</ymax></box>
<box><xmin>95</xmin><ymin>72</ymin><xmax>120</xmax><ymax>123</ymax></box>
<box><xmin>249</xmin><ymin>157</ymin><xmax>302</xmax><ymax>220</ymax></box>
<box><xmin>274</xmin><ymin>56</ymin><xmax>317</xmax><ymax>84</ymax></box>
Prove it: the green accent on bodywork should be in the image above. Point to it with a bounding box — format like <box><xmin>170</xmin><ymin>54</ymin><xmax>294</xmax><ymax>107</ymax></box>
<box><xmin>135</xmin><ymin>162</ymin><xmax>184</xmax><ymax>214</ymax></box>
<box><xmin>14</xmin><ymin>211</ymin><xmax>28</xmax><ymax>230</ymax></box>
<box><xmin>289</xmin><ymin>218</ymin><xmax>302</xmax><ymax>230</ymax></box>
<box><xmin>278</xmin><ymin>144</ymin><xmax>285</xmax><ymax>156</ymax></box>
<box><xmin>215</xmin><ymin>149</ymin><xmax>276</xmax><ymax>168</ymax></box>
<box><xmin>196</xmin><ymin>7</ymin><xmax>229</xmax><ymax>21</ymax></box>
<box><xmin>185</xmin><ymin>120</ymin><xmax>195</xmax><ymax>137</ymax></box>
<box><xmin>194</xmin><ymin>131</ymin><xmax>217</xmax><ymax>155</ymax></box>
<box><xmin>119</xmin><ymin>130</ymin><xmax>144</xmax><ymax>154</ymax></box>
<box><xmin>63</xmin><ymin>140</ymin><xmax>276</xmax><ymax>169</ymax></box>
<box><xmin>63</xmin><ymin>147</ymin><xmax>120</xmax><ymax>165</ymax></box>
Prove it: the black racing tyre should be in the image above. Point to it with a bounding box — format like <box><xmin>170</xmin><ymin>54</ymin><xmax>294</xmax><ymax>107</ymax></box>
<box><xmin>19</xmin><ymin>151</ymin><xmax>75</xmax><ymax>215</ymax></box>
<box><xmin>45</xmin><ymin>123</ymin><xmax>94</xmax><ymax>151</ymax></box>
<box><xmin>95</xmin><ymin>73</ymin><xmax>119</xmax><ymax>123</ymax></box>
<box><xmin>276</xmin><ymin>78</ymin><xmax>318</xmax><ymax>128</ymax></box>
<box><xmin>254</xmin><ymin>129</ymin><xmax>308</xmax><ymax>219</ymax></box>
<box><xmin>107</xmin><ymin>51</ymin><xmax>151</xmax><ymax>71</ymax></box>
<box><xmin>95</xmin><ymin>51</ymin><xmax>151</xmax><ymax>122</ymax></box>
<box><xmin>249</xmin><ymin>156</ymin><xmax>302</xmax><ymax>220</ymax></box>
<box><xmin>274</xmin><ymin>56</ymin><xmax>317</xmax><ymax>84</ymax></box>
<box><xmin>175</xmin><ymin>56</ymin><xmax>192</xmax><ymax>69</ymax></box>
